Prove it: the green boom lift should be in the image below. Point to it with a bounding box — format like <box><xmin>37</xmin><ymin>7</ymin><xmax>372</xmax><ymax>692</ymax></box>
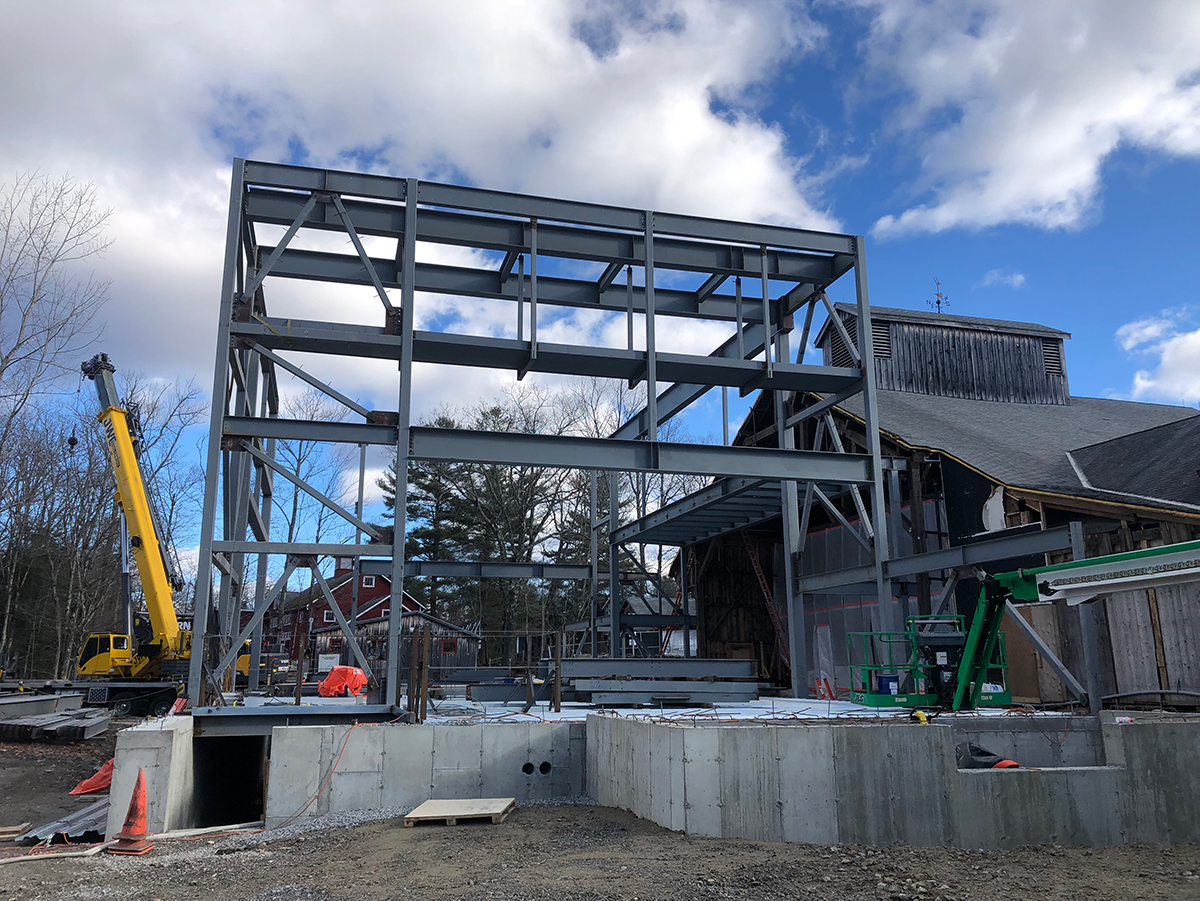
<box><xmin>849</xmin><ymin>539</ymin><xmax>1200</xmax><ymax>710</ymax></box>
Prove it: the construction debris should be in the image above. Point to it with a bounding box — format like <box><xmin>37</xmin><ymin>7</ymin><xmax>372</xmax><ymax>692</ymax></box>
<box><xmin>69</xmin><ymin>758</ymin><xmax>114</xmax><ymax>795</ymax></box>
<box><xmin>0</xmin><ymin>823</ymin><xmax>31</xmax><ymax>842</ymax></box>
<box><xmin>15</xmin><ymin>798</ymin><xmax>109</xmax><ymax>844</ymax></box>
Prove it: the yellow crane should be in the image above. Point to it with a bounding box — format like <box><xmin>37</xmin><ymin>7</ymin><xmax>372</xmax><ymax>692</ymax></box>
<box><xmin>75</xmin><ymin>354</ymin><xmax>249</xmax><ymax>714</ymax></box>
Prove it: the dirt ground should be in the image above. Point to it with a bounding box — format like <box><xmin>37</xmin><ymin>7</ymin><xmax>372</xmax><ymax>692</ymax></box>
<box><xmin>2</xmin><ymin>803</ymin><xmax>1198</xmax><ymax>901</ymax></box>
<box><xmin>3</xmin><ymin>739</ymin><xmax>1199</xmax><ymax>901</ymax></box>
<box><xmin>0</xmin><ymin>725</ymin><xmax>120</xmax><ymax>830</ymax></box>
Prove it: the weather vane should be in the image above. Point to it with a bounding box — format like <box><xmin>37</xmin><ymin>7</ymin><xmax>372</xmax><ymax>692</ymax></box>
<box><xmin>929</xmin><ymin>278</ymin><xmax>950</xmax><ymax>314</ymax></box>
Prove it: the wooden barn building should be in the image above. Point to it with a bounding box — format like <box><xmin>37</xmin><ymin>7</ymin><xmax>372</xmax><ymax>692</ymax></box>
<box><xmin>674</xmin><ymin>304</ymin><xmax>1200</xmax><ymax>706</ymax></box>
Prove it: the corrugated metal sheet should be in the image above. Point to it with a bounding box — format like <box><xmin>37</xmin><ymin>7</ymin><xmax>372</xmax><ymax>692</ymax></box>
<box><xmin>18</xmin><ymin>798</ymin><xmax>109</xmax><ymax>842</ymax></box>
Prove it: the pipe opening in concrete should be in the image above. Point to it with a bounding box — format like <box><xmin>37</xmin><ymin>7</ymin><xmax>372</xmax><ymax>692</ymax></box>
<box><xmin>539</xmin><ymin>761</ymin><xmax>552</xmax><ymax>775</ymax></box>
<box><xmin>193</xmin><ymin>735</ymin><xmax>268</xmax><ymax>827</ymax></box>
<box><xmin>522</xmin><ymin>762</ymin><xmax>535</xmax><ymax>775</ymax></box>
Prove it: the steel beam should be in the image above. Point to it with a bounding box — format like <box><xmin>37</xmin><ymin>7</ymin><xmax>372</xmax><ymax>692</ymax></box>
<box><xmin>611</xmin><ymin>477</ymin><xmax>768</xmax><ymax>544</ymax></box>
<box><xmin>233</xmin><ymin>318</ymin><xmax>862</xmax><ymax>394</ymax></box>
<box><xmin>408</xmin><ymin>427</ymin><xmax>873</xmax><ymax>482</ymax></box>
<box><xmin>224</xmin><ymin>416</ymin><xmax>397</xmax><ymax>445</ymax></box>
<box><xmin>397</xmin><ymin>561</ymin><xmax>591</xmax><ymax>579</ymax></box>
<box><xmin>261</xmin><ymin>250</ymin><xmax>786</xmax><ymax>324</ymax></box>
<box><xmin>795</xmin><ymin>525</ymin><xmax>1074</xmax><ymax>593</ymax></box>
<box><xmin>565</xmin><ymin>614</ymin><xmax>698</xmax><ymax>631</ymax></box>
<box><xmin>244</xmin><ymin>169</ymin><xmax>856</xmax><ymax>254</ymax></box>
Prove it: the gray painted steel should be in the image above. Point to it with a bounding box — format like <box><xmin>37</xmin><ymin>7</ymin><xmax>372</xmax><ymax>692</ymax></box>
<box><xmin>560</xmin><ymin>657</ymin><xmax>755</xmax><ymax>679</ymax></box>
<box><xmin>193</xmin><ymin>158</ymin><xmax>886</xmax><ymax>697</ymax></box>
<box><xmin>796</xmin><ymin>524</ymin><xmax>1073</xmax><ymax>593</ymax></box>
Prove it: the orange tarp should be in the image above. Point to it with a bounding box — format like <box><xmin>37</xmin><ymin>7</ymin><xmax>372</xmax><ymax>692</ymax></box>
<box><xmin>70</xmin><ymin>757</ymin><xmax>114</xmax><ymax>795</ymax></box>
<box><xmin>318</xmin><ymin>665</ymin><xmax>368</xmax><ymax>697</ymax></box>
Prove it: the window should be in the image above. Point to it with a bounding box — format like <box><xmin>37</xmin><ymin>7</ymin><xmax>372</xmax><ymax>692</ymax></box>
<box><xmin>284</xmin><ymin>613</ymin><xmax>292</xmax><ymax>626</ymax></box>
<box><xmin>1042</xmin><ymin>338</ymin><xmax>1064</xmax><ymax>375</ymax></box>
<box><xmin>113</xmin><ymin>636</ymin><xmax>128</xmax><ymax>650</ymax></box>
<box><xmin>381</xmin><ymin>608</ymin><xmax>390</xmax><ymax>618</ymax></box>
<box><xmin>441</xmin><ymin>638</ymin><xmax>458</xmax><ymax>656</ymax></box>
<box><xmin>338</xmin><ymin>557</ymin><xmax>352</xmax><ymax>570</ymax></box>
<box><xmin>324</xmin><ymin>610</ymin><xmax>335</xmax><ymax>623</ymax></box>
<box><xmin>79</xmin><ymin>636</ymin><xmax>100</xmax><ymax>665</ymax></box>
<box><xmin>362</xmin><ymin>575</ymin><xmax>376</xmax><ymax>588</ymax></box>
<box><xmin>330</xmin><ymin>636</ymin><xmax>343</xmax><ymax>651</ymax></box>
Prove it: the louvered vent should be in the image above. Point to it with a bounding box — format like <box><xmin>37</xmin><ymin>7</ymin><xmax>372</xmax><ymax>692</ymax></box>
<box><xmin>829</xmin><ymin>312</ymin><xmax>858</xmax><ymax>368</ymax></box>
<box><xmin>872</xmin><ymin>320</ymin><xmax>892</xmax><ymax>359</ymax></box>
<box><xmin>1042</xmin><ymin>338</ymin><xmax>1064</xmax><ymax>375</ymax></box>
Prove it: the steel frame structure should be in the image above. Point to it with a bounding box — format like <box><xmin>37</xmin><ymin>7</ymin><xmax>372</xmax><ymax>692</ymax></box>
<box><xmin>188</xmin><ymin>159</ymin><xmax>888</xmax><ymax>705</ymax></box>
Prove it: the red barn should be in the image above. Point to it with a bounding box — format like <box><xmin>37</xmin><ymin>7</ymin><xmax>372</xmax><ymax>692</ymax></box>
<box><xmin>262</xmin><ymin>558</ymin><xmax>421</xmax><ymax>660</ymax></box>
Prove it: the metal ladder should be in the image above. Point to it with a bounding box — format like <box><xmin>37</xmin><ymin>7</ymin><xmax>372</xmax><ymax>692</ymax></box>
<box><xmin>741</xmin><ymin>532</ymin><xmax>790</xmax><ymax>670</ymax></box>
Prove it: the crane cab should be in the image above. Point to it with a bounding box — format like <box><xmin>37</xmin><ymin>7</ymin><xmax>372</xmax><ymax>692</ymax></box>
<box><xmin>77</xmin><ymin>632</ymin><xmax>134</xmax><ymax>676</ymax></box>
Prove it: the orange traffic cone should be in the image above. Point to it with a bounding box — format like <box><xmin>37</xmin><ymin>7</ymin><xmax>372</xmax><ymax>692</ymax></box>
<box><xmin>107</xmin><ymin>767</ymin><xmax>155</xmax><ymax>855</ymax></box>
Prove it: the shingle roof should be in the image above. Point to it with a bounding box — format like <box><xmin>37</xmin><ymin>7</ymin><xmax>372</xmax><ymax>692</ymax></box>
<box><xmin>814</xmin><ymin>303</ymin><xmax>1071</xmax><ymax>346</ymax></box>
<box><xmin>1069</xmin><ymin>416</ymin><xmax>1200</xmax><ymax>509</ymax></box>
<box><xmin>837</xmin><ymin>390</ymin><xmax>1199</xmax><ymax>509</ymax></box>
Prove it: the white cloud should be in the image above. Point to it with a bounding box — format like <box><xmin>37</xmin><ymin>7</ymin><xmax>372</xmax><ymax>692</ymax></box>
<box><xmin>979</xmin><ymin>268</ymin><xmax>1025</xmax><ymax>289</ymax></box>
<box><xmin>1117</xmin><ymin>309</ymin><xmax>1200</xmax><ymax>403</ymax></box>
<box><xmin>1116</xmin><ymin>315</ymin><xmax>1175</xmax><ymax>352</ymax></box>
<box><xmin>864</xmin><ymin>1</ymin><xmax>1200</xmax><ymax>236</ymax></box>
<box><xmin>0</xmin><ymin>1</ymin><xmax>838</xmax><ymax>412</ymax></box>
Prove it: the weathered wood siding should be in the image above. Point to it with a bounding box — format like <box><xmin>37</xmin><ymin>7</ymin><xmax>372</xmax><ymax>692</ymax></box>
<box><xmin>824</xmin><ymin>320</ymin><xmax>1070</xmax><ymax>404</ymax></box>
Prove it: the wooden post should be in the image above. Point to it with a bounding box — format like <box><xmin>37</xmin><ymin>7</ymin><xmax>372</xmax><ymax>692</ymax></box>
<box><xmin>408</xmin><ymin>621</ymin><xmax>418</xmax><ymax>714</ymax></box>
<box><xmin>293</xmin><ymin>615</ymin><xmax>306</xmax><ymax>706</ymax></box>
<box><xmin>419</xmin><ymin>625</ymin><xmax>431</xmax><ymax>722</ymax></box>
<box><xmin>554</xmin><ymin>629</ymin><xmax>563</xmax><ymax>713</ymax></box>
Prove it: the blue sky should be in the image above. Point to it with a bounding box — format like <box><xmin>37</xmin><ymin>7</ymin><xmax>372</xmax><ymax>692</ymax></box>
<box><xmin>0</xmin><ymin>0</ymin><xmax>1197</xmax><ymax>507</ymax></box>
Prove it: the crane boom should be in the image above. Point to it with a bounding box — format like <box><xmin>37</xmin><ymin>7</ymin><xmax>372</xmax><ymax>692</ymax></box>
<box><xmin>82</xmin><ymin>354</ymin><xmax>182</xmax><ymax>654</ymax></box>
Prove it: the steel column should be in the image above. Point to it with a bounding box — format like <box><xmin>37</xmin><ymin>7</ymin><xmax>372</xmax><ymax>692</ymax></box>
<box><xmin>853</xmin><ymin>238</ymin><xmax>894</xmax><ymax>631</ymax></box>
<box><xmin>385</xmin><ymin>180</ymin><xmax>417</xmax><ymax>708</ymax></box>
<box><xmin>608</xmin><ymin>471</ymin><xmax>622</xmax><ymax>659</ymax></box>
<box><xmin>189</xmin><ymin>159</ymin><xmax>245</xmax><ymax>706</ymax></box>
<box><xmin>1071</xmin><ymin>521</ymin><xmax>1104</xmax><ymax>714</ymax></box>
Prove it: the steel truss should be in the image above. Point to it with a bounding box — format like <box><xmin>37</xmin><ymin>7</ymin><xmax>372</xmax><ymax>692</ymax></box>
<box><xmin>189</xmin><ymin>159</ymin><xmax>888</xmax><ymax>705</ymax></box>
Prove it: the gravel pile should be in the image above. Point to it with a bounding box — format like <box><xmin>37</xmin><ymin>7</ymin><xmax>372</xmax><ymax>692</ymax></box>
<box><xmin>516</xmin><ymin>792</ymin><xmax>596</xmax><ymax>808</ymax></box>
<box><xmin>221</xmin><ymin>807</ymin><xmax>407</xmax><ymax>848</ymax></box>
<box><xmin>220</xmin><ymin>795</ymin><xmax>596</xmax><ymax>849</ymax></box>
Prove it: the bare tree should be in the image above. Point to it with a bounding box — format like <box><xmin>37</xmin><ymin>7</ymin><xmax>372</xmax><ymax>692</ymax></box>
<box><xmin>0</xmin><ymin>173</ymin><xmax>109</xmax><ymax>456</ymax></box>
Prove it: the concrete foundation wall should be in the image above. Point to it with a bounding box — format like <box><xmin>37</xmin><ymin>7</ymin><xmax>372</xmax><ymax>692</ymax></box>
<box><xmin>105</xmin><ymin>715</ymin><xmax>194</xmax><ymax>839</ymax></box>
<box><xmin>587</xmin><ymin>714</ymin><xmax>1200</xmax><ymax>849</ymax></box>
<box><xmin>264</xmin><ymin>721</ymin><xmax>586</xmax><ymax>828</ymax></box>
<box><xmin>949</xmin><ymin>716</ymin><xmax>1103</xmax><ymax>767</ymax></box>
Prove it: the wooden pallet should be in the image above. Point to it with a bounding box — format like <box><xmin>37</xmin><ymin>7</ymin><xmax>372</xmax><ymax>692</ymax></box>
<box><xmin>403</xmin><ymin>798</ymin><xmax>515</xmax><ymax>827</ymax></box>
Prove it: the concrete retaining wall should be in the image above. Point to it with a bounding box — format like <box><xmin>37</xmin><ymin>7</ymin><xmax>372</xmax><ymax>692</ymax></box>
<box><xmin>587</xmin><ymin>714</ymin><xmax>1200</xmax><ymax>848</ymax></box>
<box><xmin>264</xmin><ymin>721</ymin><xmax>586</xmax><ymax>828</ymax></box>
<box><xmin>105</xmin><ymin>715</ymin><xmax>194</xmax><ymax>839</ymax></box>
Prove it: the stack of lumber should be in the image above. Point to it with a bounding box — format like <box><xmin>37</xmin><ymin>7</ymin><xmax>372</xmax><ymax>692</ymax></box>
<box><xmin>0</xmin><ymin>707</ymin><xmax>110</xmax><ymax>742</ymax></box>
<box><xmin>0</xmin><ymin>823</ymin><xmax>32</xmax><ymax>843</ymax></box>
